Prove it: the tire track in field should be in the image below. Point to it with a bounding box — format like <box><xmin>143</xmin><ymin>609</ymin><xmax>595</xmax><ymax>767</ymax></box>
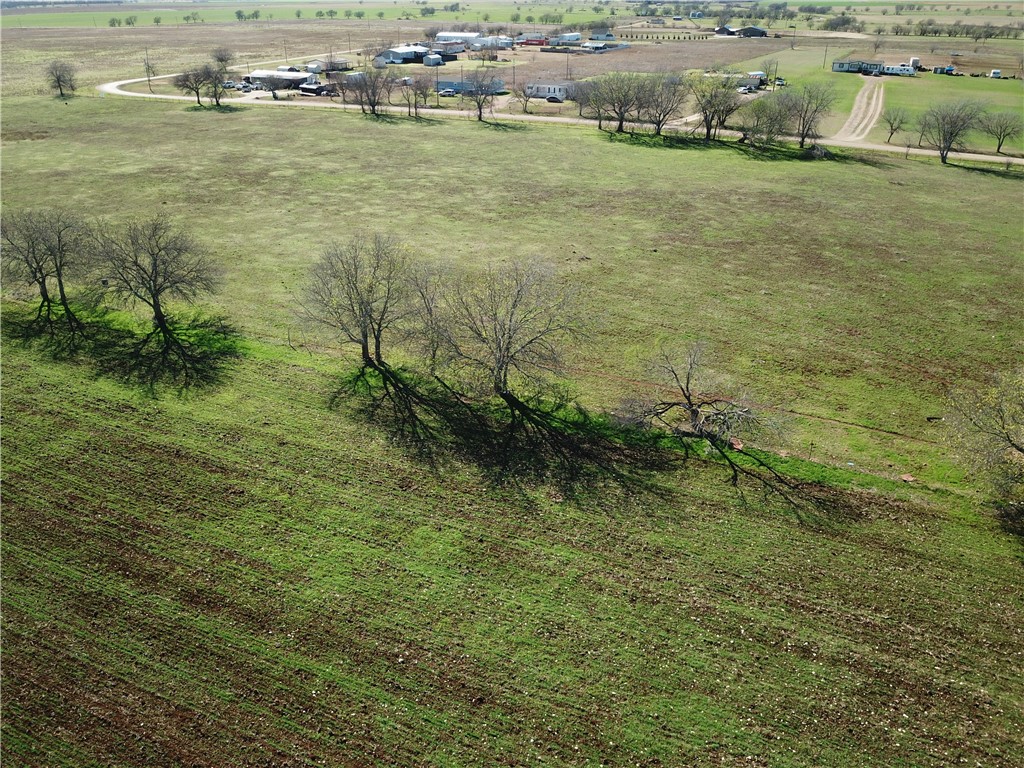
<box><xmin>832</xmin><ymin>79</ymin><xmax>884</xmax><ymax>142</ymax></box>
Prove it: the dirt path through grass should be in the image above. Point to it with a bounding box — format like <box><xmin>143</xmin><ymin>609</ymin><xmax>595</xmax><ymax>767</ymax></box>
<box><xmin>831</xmin><ymin>78</ymin><xmax>884</xmax><ymax>142</ymax></box>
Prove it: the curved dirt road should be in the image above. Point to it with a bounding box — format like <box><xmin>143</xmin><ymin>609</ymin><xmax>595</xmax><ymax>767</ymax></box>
<box><xmin>831</xmin><ymin>78</ymin><xmax>885</xmax><ymax>142</ymax></box>
<box><xmin>98</xmin><ymin>72</ymin><xmax>1023</xmax><ymax>166</ymax></box>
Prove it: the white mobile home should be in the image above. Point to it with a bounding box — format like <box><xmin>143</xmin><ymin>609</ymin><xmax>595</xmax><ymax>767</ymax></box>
<box><xmin>525</xmin><ymin>82</ymin><xmax>571</xmax><ymax>100</ymax></box>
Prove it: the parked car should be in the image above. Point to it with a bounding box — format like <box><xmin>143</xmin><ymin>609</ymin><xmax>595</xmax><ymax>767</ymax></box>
<box><xmin>546</xmin><ymin>95</ymin><xmax>564</xmax><ymax>103</ymax></box>
<box><xmin>222</xmin><ymin>80</ymin><xmax>235</xmax><ymax>88</ymax></box>
<box><xmin>437</xmin><ymin>88</ymin><xmax>457</xmax><ymax>97</ymax></box>
<box><xmin>736</xmin><ymin>86</ymin><xmax>752</xmax><ymax>94</ymax></box>
<box><xmin>773</xmin><ymin>77</ymin><xmax>786</xmax><ymax>86</ymax></box>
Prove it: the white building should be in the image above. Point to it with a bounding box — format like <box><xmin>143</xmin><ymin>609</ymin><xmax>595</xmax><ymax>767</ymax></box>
<box><xmin>435</xmin><ymin>31</ymin><xmax>483</xmax><ymax>43</ymax></box>
<box><xmin>526</xmin><ymin>81</ymin><xmax>571</xmax><ymax>100</ymax></box>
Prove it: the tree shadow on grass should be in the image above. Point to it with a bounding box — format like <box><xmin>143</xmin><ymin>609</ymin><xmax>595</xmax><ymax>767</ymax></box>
<box><xmin>328</xmin><ymin>364</ymin><xmax>680</xmax><ymax>497</ymax></box>
<box><xmin>91</xmin><ymin>313</ymin><xmax>242</xmax><ymax>392</ymax></box>
<box><xmin>993</xmin><ymin>501</ymin><xmax>1024</xmax><ymax>553</ymax></box>
<box><xmin>362</xmin><ymin>112</ymin><xmax>401</xmax><ymax>124</ymax></box>
<box><xmin>947</xmin><ymin>162</ymin><xmax>1022</xmax><ymax>178</ymax></box>
<box><xmin>2</xmin><ymin>302</ymin><xmax>242</xmax><ymax>392</ymax></box>
<box><xmin>605</xmin><ymin>131</ymin><xmax>894</xmax><ymax>167</ymax></box>
<box><xmin>480</xmin><ymin>119</ymin><xmax>531</xmax><ymax>131</ymax></box>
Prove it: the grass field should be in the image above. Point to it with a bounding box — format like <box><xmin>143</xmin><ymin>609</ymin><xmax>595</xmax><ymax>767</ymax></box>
<box><xmin>2</xmin><ymin>92</ymin><xmax>1022</xmax><ymax>480</ymax></box>
<box><xmin>4</xmin><ymin>335</ymin><xmax>1023</xmax><ymax>767</ymax></box>
<box><xmin>3</xmin><ymin>11</ymin><xmax>1024</xmax><ymax>767</ymax></box>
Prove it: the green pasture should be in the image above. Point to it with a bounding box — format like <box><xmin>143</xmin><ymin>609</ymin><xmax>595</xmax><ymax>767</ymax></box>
<box><xmin>3</xmin><ymin>7</ymin><xmax>1024</xmax><ymax>768</ymax></box>
<box><xmin>3</xmin><ymin>331</ymin><xmax>1023</xmax><ymax>767</ymax></box>
<box><xmin>0</xmin><ymin>2</ymin><xmax>619</xmax><ymax>29</ymax></box>
<box><xmin>2</xmin><ymin>94</ymin><xmax>1022</xmax><ymax>485</ymax></box>
<box><xmin>870</xmin><ymin>72</ymin><xmax>1024</xmax><ymax>150</ymax></box>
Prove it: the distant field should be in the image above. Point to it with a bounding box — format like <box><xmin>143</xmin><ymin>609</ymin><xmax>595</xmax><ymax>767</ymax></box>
<box><xmin>1</xmin><ymin>1</ymin><xmax>616</xmax><ymax>29</ymax></box>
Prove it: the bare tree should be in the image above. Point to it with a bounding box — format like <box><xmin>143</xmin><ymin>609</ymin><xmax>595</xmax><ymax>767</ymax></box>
<box><xmin>93</xmin><ymin>216</ymin><xmax>221</xmax><ymax>345</ymax></box>
<box><xmin>632</xmin><ymin>343</ymin><xmax>788</xmax><ymax>489</ymax></box>
<box><xmin>143</xmin><ymin>54</ymin><xmax>158</xmax><ymax>94</ymax></box>
<box><xmin>351</xmin><ymin>67</ymin><xmax>397</xmax><ymax>115</ymax></box>
<box><xmin>435</xmin><ymin>259</ymin><xmax>585</xmax><ymax>417</ymax></box>
<box><xmin>639</xmin><ymin>73</ymin><xmax>689</xmax><ymax>136</ymax></box>
<box><xmin>946</xmin><ymin>369</ymin><xmax>1024</xmax><ymax>502</ymax></box>
<box><xmin>411</xmin><ymin>73</ymin><xmax>434</xmax><ymax>116</ymax></box>
<box><xmin>978</xmin><ymin>111</ymin><xmax>1023</xmax><ymax>154</ymax></box>
<box><xmin>173</xmin><ymin>67</ymin><xmax>212</xmax><ymax>106</ymax></box>
<box><xmin>398</xmin><ymin>78</ymin><xmax>418</xmax><ymax>116</ymax></box>
<box><xmin>211</xmin><ymin>47</ymin><xmax>235</xmax><ymax>73</ymax></box>
<box><xmin>464</xmin><ymin>68</ymin><xmax>502</xmax><ymax>121</ymax></box>
<box><xmin>201</xmin><ymin>64</ymin><xmax>230</xmax><ymax>105</ymax></box>
<box><xmin>1</xmin><ymin>211</ymin><xmax>53</xmax><ymax>322</ymax></box>
<box><xmin>45</xmin><ymin>60</ymin><xmax>77</xmax><ymax>97</ymax></box>
<box><xmin>567</xmin><ymin>80</ymin><xmax>594</xmax><ymax>119</ymax></box>
<box><xmin>880</xmin><ymin>105</ymin><xmax>910</xmax><ymax>143</ymax></box>
<box><xmin>1</xmin><ymin>209</ymin><xmax>88</xmax><ymax>331</ymax></box>
<box><xmin>303</xmin><ymin>233</ymin><xmax>410</xmax><ymax>368</ymax></box>
<box><xmin>591</xmin><ymin>71</ymin><xmax>645</xmax><ymax>132</ymax></box>
<box><xmin>688</xmin><ymin>73</ymin><xmax>742</xmax><ymax>142</ymax></box>
<box><xmin>509</xmin><ymin>82</ymin><xmax>536</xmax><ymax>114</ymax></box>
<box><xmin>738</xmin><ymin>92</ymin><xmax>793</xmax><ymax>148</ymax></box>
<box><xmin>788</xmin><ymin>81</ymin><xmax>837</xmax><ymax>148</ymax></box>
<box><xmin>919</xmin><ymin>100</ymin><xmax>986</xmax><ymax>163</ymax></box>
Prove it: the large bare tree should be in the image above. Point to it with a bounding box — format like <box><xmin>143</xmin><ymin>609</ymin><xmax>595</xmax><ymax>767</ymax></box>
<box><xmin>688</xmin><ymin>73</ymin><xmax>742</xmax><ymax>142</ymax></box>
<box><xmin>173</xmin><ymin>67</ymin><xmax>212</xmax><ymax>106</ymax></box>
<box><xmin>978</xmin><ymin>111</ymin><xmax>1023</xmax><ymax>154</ymax></box>
<box><xmin>45</xmin><ymin>60</ymin><xmax>77</xmax><ymax>97</ymax></box>
<box><xmin>410</xmin><ymin>73</ymin><xmax>434</xmax><ymax>117</ymax></box>
<box><xmin>639</xmin><ymin>73</ymin><xmax>689</xmax><ymax>136</ymax></box>
<box><xmin>591</xmin><ymin>71</ymin><xmax>646</xmax><ymax>133</ymax></box>
<box><xmin>463</xmin><ymin>68</ymin><xmax>502</xmax><ymax>121</ymax></box>
<box><xmin>739</xmin><ymin>92</ymin><xmax>793</xmax><ymax>148</ymax></box>
<box><xmin>435</xmin><ymin>259</ymin><xmax>585</xmax><ymax>416</ymax></box>
<box><xmin>631</xmin><ymin>342</ymin><xmax>789</xmax><ymax>490</ymax></box>
<box><xmin>788</xmin><ymin>82</ymin><xmax>837</xmax><ymax>148</ymax></box>
<box><xmin>1</xmin><ymin>208</ymin><xmax>88</xmax><ymax>331</ymax></box>
<box><xmin>93</xmin><ymin>216</ymin><xmax>221</xmax><ymax>345</ymax></box>
<box><xmin>211</xmin><ymin>47</ymin><xmax>235</xmax><ymax>73</ymax></box>
<box><xmin>351</xmin><ymin>66</ymin><xmax>397</xmax><ymax>115</ymax></box>
<box><xmin>303</xmin><ymin>233</ymin><xmax>410</xmax><ymax>368</ymax></box>
<box><xmin>919</xmin><ymin>100</ymin><xmax>987</xmax><ymax>164</ymax></box>
<box><xmin>880</xmin><ymin>105</ymin><xmax>910</xmax><ymax>143</ymax></box>
<box><xmin>202</xmin><ymin>63</ymin><xmax>231</xmax><ymax>105</ymax></box>
<box><xmin>509</xmin><ymin>82</ymin><xmax>537</xmax><ymax>114</ymax></box>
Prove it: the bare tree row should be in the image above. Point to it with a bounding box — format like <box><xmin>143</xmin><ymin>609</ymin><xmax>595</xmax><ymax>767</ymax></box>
<box><xmin>301</xmin><ymin>233</ymin><xmax>782</xmax><ymax>488</ymax></box>
<box><xmin>881</xmin><ymin>101</ymin><xmax>1023</xmax><ymax>162</ymax></box>
<box><xmin>2</xmin><ymin>210</ymin><xmax>220</xmax><ymax>349</ymax></box>
<box><xmin>302</xmin><ymin>234</ymin><xmax>585</xmax><ymax>418</ymax></box>
<box><xmin>737</xmin><ymin>82</ymin><xmax>837</xmax><ymax>149</ymax></box>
